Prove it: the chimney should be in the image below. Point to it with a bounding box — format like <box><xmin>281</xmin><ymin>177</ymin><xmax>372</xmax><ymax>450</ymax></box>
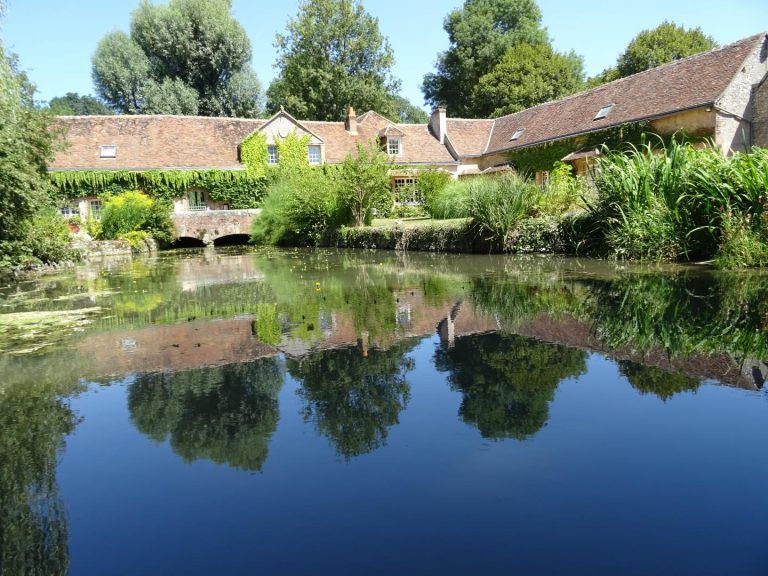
<box><xmin>345</xmin><ymin>106</ymin><xmax>358</xmax><ymax>135</ymax></box>
<box><xmin>430</xmin><ymin>107</ymin><xmax>447</xmax><ymax>144</ymax></box>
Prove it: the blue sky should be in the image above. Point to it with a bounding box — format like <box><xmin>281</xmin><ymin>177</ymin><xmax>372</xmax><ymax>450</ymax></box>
<box><xmin>2</xmin><ymin>0</ymin><xmax>767</xmax><ymax>112</ymax></box>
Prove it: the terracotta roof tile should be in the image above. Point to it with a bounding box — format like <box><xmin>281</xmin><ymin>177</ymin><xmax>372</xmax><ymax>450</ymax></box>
<box><xmin>445</xmin><ymin>119</ymin><xmax>495</xmax><ymax>156</ymax></box>
<box><xmin>486</xmin><ymin>33</ymin><xmax>766</xmax><ymax>154</ymax></box>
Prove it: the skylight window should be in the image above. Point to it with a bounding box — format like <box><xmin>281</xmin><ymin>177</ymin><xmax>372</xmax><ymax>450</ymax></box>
<box><xmin>594</xmin><ymin>104</ymin><xmax>614</xmax><ymax>120</ymax></box>
<box><xmin>510</xmin><ymin>128</ymin><xmax>524</xmax><ymax>141</ymax></box>
<box><xmin>100</xmin><ymin>145</ymin><xmax>117</xmax><ymax>158</ymax></box>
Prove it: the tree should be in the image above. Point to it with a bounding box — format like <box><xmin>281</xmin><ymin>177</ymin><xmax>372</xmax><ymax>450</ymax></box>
<box><xmin>47</xmin><ymin>92</ymin><xmax>113</xmax><ymax>116</ymax></box>
<box><xmin>389</xmin><ymin>95</ymin><xmax>429</xmax><ymax>124</ymax></box>
<box><xmin>266</xmin><ymin>0</ymin><xmax>400</xmax><ymax>121</ymax></box>
<box><xmin>435</xmin><ymin>332</ymin><xmax>586</xmax><ymax>440</ymax></box>
<box><xmin>340</xmin><ymin>142</ymin><xmax>393</xmax><ymax>227</ymax></box>
<box><xmin>422</xmin><ymin>0</ymin><xmax>549</xmax><ymax>117</ymax></box>
<box><xmin>289</xmin><ymin>342</ymin><xmax>415</xmax><ymax>459</ymax></box>
<box><xmin>472</xmin><ymin>43</ymin><xmax>584</xmax><ymax>118</ymax></box>
<box><xmin>92</xmin><ymin>0</ymin><xmax>263</xmax><ymax>117</ymax></box>
<box><xmin>128</xmin><ymin>359</ymin><xmax>283</xmax><ymax>471</ymax></box>
<box><xmin>588</xmin><ymin>21</ymin><xmax>717</xmax><ymax>86</ymax></box>
<box><xmin>0</xmin><ymin>36</ymin><xmax>63</xmax><ymax>269</ymax></box>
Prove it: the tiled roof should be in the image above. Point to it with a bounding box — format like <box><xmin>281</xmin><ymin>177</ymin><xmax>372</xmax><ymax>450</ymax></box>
<box><xmin>486</xmin><ymin>33</ymin><xmax>765</xmax><ymax>154</ymax></box>
<box><xmin>445</xmin><ymin>119</ymin><xmax>495</xmax><ymax>157</ymax></box>
<box><xmin>50</xmin><ymin>115</ymin><xmax>265</xmax><ymax>170</ymax></box>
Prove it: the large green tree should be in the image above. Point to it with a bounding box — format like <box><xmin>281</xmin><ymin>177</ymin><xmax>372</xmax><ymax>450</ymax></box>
<box><xmin>92</xmin><ymin>0</ymin><xmax>263</xmax><ymax>117</ymax></box>
<box><xmin>266</xmin><ymin>0</ymin><xmax>400</xmax><ymax>121</ymax></box>
<box><xmin>589</xmin><ymin>21</ymin><xmax>718</xmax><ymax>87</ymax></box>
<box><xmin>47</xmin><ymin>92</ymin><xmax>113</xmax><ymax>116</ymax></box>
<box><xmin>472</xmin><ymin>43</ymin><xmax>584</xmax><ymax>118</ymax></box>
<box><xmin>421</xmin><ymin>0</ymin><xmax>549</xmax><ymax>117</ymax></box>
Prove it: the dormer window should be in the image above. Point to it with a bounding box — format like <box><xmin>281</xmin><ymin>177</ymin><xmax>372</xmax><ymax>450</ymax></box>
<box><xmin>387</xmin><ymin>136</ymin><xmax>402</xmax><ymax>156</ymax></box>
<box><xmin>267</xmin><ymin>145</ymin><xmax>279</xmax><ymax>164</ymax></box>
<box><xmin>594</xmin><ymin>104</ymin><xmax>614</xmax><ymax>120</ymax></box>
<box><xmin>510</xmin><ymin>128</ymin><xmax>524</xmax><ymax>141</ymax></box>
<box><xmin>100</xmin><ymin>145</ymin><xmax>117</xmax><ymax>158</ymax></box>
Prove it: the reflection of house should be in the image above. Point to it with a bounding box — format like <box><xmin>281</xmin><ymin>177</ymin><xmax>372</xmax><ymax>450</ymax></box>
<box><xmin>51</xmin><ymin>33</ymin><xmax>768</xmax><ymax>210</ymax></box>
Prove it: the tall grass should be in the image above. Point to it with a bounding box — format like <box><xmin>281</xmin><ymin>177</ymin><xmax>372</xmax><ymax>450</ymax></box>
<box><xmin>468</xmin><ymin>173</ymin><xmax>541</xmax><ymax>248</ymax></box>
<box><xmin>427</xmin><ymin>178</ymin><xmax>473</xmax><ymax>219</ymax></box>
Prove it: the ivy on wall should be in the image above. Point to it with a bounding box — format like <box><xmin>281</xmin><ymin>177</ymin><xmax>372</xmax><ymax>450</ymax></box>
<box><xmin>50</xmin><ymin>169</ymin><xmax>267</xmax><ymax>209</ymax></box>
<box><xmin>507</xmin><ymin>122</ymin><xmax>676</xmax><ymax>173</ymax></box>
<box><xmin>240</xmin><ymin>131</ymin><xmax>269</xmax><ymax>176</ymax></box>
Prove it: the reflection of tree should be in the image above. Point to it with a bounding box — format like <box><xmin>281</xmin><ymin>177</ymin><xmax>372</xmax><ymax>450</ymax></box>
<box><xmin>128</xmin><ymin>358</ymin><xmax>283</xmax><ymax>471</ymax></box>
<box><xmin>288</xmin><ymin>341</ymin><xmax>416</xmax><ymax>459</ymax></box>
<box><xmin>618</xmin><ymin>361</ymin><xmax>700</xmax><ymax>401</ymax></box>
<box><xmin>0</xmin><ymin>385</ymin><xmax>77</xmax><ymax>576</ymax></box>
<box><xmin>435</xmin><ymin>332</ymin><xmax>586</xmax><ymax>440</ymax></box>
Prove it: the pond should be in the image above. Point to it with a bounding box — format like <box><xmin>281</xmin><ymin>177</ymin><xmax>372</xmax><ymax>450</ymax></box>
<box><xmin>1</xmin><ymin>247</ymin><xmax>767</xmax><ymax>575</ymax></box>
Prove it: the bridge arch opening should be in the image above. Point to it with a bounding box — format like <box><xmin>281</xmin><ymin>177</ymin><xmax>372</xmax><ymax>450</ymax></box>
<box><xmin>170</xmin><ymin>236</ymin><xmax>206</xmax><ymax>248</ymax></box>
<box><xmin>213</xmin><ymin>234</ymin><xmax>251</xmax><ymax>247</ymax></box>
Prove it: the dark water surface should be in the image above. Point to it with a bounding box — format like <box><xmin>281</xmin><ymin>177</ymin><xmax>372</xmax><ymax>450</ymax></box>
<box><xmin>1</xmin><ymin>248</ymin><xmax>767</xmax><ymax>575</ymax></box>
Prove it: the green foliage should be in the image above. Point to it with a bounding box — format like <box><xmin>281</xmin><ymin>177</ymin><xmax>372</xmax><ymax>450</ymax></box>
<box><xmin>47</xmin><ymin>92</ymin><xmax>112</xmax><ymax>115</ymax></box>
<box><xmin>128</xmin><ymin>359</ymin><xmax>283</xmax><ymax>471</ymax></box>
<box><xmin>417</xmin><ymin>169</ymin><xmax>452</xmax><ymax>209</ymax></box>
<box><xmin>99</xmin><ymin>191</ymin><xmax>175</xmax><ymax>244</ymax></box>
<box><xmin>251</xmin><ymin>170</ymin><xmax>342</xmax><ymax>246</ymax></box>
<box><xmin>427</xmin><ymin>178</ymin><xmax>473</xmax><ymax>219</ymax></box>
<box><xmin>537</xmin><ymin>161</ymin><xmax>589</xmax><ymax>216</ymax></box>
<box><xmin>275</xmin><ymin>132</ymin><xmax>311</xmax><ymax>175</ymax></box>
<box><xmin>340</xmin><ymin>142</ymin><xmax>393</xmax><ymax>227</ymax></box>
<box><xmin>240</xmin><ymin>131</ymin><xmax>269</xmax><ymax>176</ymax></box>
<box><xmin>51</xmin><ymin>169</ymin><xmax>267</xmax><ymax>209</ymax></box>
<box><xmin>253</xmin><ymin>303</ymin><xmax>282</xmax><ymax>345</ymax></box>
<box><xmin>467</xmin><ymin>173</ymin><xmax>541</xmax><ymax>248</ymax></box>
<box><xmin>0</xmin><ymin>210</ymin><xmax>79</xmax><ymax>272</ymax></box>
<box><xmin>619</xmin><ymin>361</ymin><xmax>700</xmax><ymax>401</ymax></box>
<box><xmin>472</xmin><ymin>42</ymin><xmax>585</xmax><ymax>118</ymax></box>
<box><xmin>92</xmin><ymin>0</ymin><xmax>263</xmax><ymax>117</ymax></box>
<box><xmin>267</xmin><ymin>0</ymin><xmax>400</xmax><ymax>120</ymax></box>
<box><xmin>390</xmin><ymin>204</ymin><xmax>429</xmax><ymax>219</ymax></box>
<box><xmin>714</xmin><ymin>211</ymin><xmax>768</xmax><ymax>269</ymax></box>
<box><xmin>288</xmin><ymin>342</ymin><xmax>415</xmax><ymax>458</ymax></box>
<box><xmin>422</xmin><ymin>0</ymin><xmax>552</xmax><ymax>117</ymax></box>
<box><xmin>389</xmin><ymin>95</ymin><xmax>429</xmax><ymax>124</ymax></box>
<box><xmin>435</xmin><ymin>332</ymin><xmax>586</xmax><ymax>440</ymax></box>
<box><xmin>616</xmin><ymin>21</ymin><xmax>718</xmax><ymax>77</ymax></box>
<box><xmin>507</xmin><ymin>122</ymin><xmax>654</xmax><ymax>173</ymax></box>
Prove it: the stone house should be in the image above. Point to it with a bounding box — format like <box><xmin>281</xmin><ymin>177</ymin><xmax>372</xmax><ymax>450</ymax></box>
<box><xmin>50</xmin><ymin>32</ymin><xmax>768</xmax><ymax>216</ymax></box>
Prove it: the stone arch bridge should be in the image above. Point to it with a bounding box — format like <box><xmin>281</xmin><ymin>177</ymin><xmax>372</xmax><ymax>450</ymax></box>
<box><xmin>172</xmin><ymin>209</ymin><xmax>260</xmax><ymax>245</ymax></box>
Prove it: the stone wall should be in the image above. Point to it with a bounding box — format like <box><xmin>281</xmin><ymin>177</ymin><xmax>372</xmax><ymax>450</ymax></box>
<box><xmin>172</xmin><ymin>209</ymin><xmax>259</xmax><ymax>244</ymax></box>
<box><xmin>753</xmin><ymin>78</ymin><xmax>768</xmax><ymax>148</ymax></box>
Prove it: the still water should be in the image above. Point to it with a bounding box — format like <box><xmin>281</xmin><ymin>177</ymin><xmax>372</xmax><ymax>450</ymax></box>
<box><xmin>1</xmin><ymin>247</ymin><xmax>767</xmax><ymax>575</ymax></box>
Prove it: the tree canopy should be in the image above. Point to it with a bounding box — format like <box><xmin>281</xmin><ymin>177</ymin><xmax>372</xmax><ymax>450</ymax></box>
<box><xmin>472</xmin><ymin>43</ymin><xmax>584</xmax><ymax>118</ymax></box>
<box><xmin>266</xmin><ymin>0</ymin><xmax>401</xmax><ymax>121</ymax></box>
<box><xmin>421</xmin><ymin>0</ymin><xmax>550</xmax><ymax>117</ymax></box>
<box><xmin>47</xmin><ymin>92</ymin><xmax>113</xmax><ymax>116</ymax></box>
<box><xmin>92</xmin><ymin>0</ymin><xmax>263</xmax><ymax>117</ymax></box>
<box><xmin>589</xmin><ymin>21</ymin><xmax>718</xmax><ymax>86</ymax></box>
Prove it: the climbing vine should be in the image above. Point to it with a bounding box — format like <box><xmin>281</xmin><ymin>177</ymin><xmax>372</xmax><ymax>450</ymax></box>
<box><xmin>240</xmin><ymin>131</ymin><xmax>269</xmax><ymax>176</ymax></box>
<box><xmin>506</xmin><ymin>122</ymin><xmax>688</xmax><ymax>173</ymax></box>
<box><xmin>50</xmin><ymin>169</ymin><xmax>267</xmax><ymax>209</ymax></box>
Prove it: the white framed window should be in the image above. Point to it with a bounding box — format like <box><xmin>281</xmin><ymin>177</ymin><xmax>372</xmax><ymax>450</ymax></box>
<box><xmin>89</xmin><ymin>199</ymin><xmax>103</xmax><ymax>220</ymax></box>
<box><xmin>187</xmin><ymin>189</ymin><xmax>207</xmax><ymax>211</ymax></box>
<box><xmin>308</xmin><ymin>144</ymin><xmax>321</xmax><ymax>165</ymax></box>
<box><xmin>387</xmin><ymin>136</ymin><xmax>401</xmax><ymax>156</ymax></box>
<box><xmin>100</xmin><ymin>145</ymin><xmax>117</xmax><ymax>158</ymax></box>
<box><xmin>510</xmin><ymin>128</ymin><xmax>524</xmax><ymax>141</ymax></box>
<box><xmin>59</xmin><ymin>205</ymin><xmax>79</xmax><ymax>217</ymax></box>
<box><xmin>594</xmin><ymin>104</ymin><xmax>614</xmax><ymax>120</ymax></box>
<box><xmin>267</xmin><ymin>145</ymin><xmax>279</xmax><ymax>164</ymax></box>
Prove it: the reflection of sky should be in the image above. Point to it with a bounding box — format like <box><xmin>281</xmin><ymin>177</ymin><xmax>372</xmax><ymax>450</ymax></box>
<box><xmin>56</xmin><ymin>337</ymin><xmax>768</xmax><ymax>576</ymax></box>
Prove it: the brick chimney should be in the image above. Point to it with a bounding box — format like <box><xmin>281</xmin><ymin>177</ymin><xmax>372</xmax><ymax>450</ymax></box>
<box><xmin>345</xmin><ymin>106</ymin><xmax>358</xmax><ymax>135</ymax></box>
<box><xmin>430</xmin><ymin>107</ymin><xmax>447</xmax><ymax>144</ymax></box>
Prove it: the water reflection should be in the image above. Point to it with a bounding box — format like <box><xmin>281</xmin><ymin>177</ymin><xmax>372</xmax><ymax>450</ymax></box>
<box><xmin>289</xmin><ymin>340</ymin><xmax>416</xmax><ymax>458</ymax></box>
<box><xmin>0</xmin><ymin>377</ymin><xmax>78</xmax><ymax>576</ymax></box>
<box><xmin>128</xmin><ymin>358</ymin><xmax>283</xmax><ymax>471</ymax></box>
<box><xmin>436</xmin><ymin>332</ymin><xmax>587</xmax><ymax>440</ymax></box>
